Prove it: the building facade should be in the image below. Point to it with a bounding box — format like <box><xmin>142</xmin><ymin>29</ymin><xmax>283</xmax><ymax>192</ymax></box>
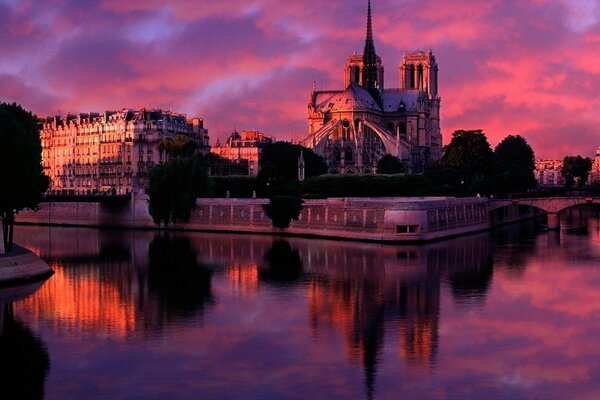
<box><xmin>210</xmin><ymin>130</ymin><xmax>274</xmax><ymax>176</ymax></box>
<box><xmin>41</xmin><ymin>109</ymin><xmax>209</xmax><ymax>195</ymax></box>
<box><xmin>303</xmin><ymin>0</ymin><xmax>442</xmax><ymax>174</ymax></box>
<box><xmin>534</xmin><ymin>160</ymin><xmax>565</xmax><ymax>187</ymax></box>
<box><xmin>590</xmin><ymin>147</ymin><xmax>600</xmax><ymax>185</ymax></box>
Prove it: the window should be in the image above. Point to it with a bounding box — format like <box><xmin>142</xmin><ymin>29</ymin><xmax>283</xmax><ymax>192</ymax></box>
<box><xmin>396</xmin><ymin>225</ymin><xmax>419</xmax><ymax>234</ymax></box>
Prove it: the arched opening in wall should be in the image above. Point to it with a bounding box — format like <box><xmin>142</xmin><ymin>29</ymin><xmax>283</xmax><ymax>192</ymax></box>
<box><xmin>345</xmin><ymin>147</ymin><xmax>354</xmax><ymax>162</ymax></box>
<box><xmin>341</xmin><ymin>119</ymin><xmax>351</xmax><ymax>140</ymax></box>
<box><xmin>398</xmin><ymin>122</ymin><xmax>407</xmax><ymax>140</ymax></box>
<box><xmin>333</xmin><ymin>147</ymin><xmax>342</xmax><ymax>161</ymax></box>
<box><xmin>417</xmin><ymin>64</ymin><xmax>424</xmax><ymax>90</ymax></box>
<box><xmin>560</xmin><ymin>204</ymin><xmax>600</xmax><ymax>231</ymax></box>
<box><xmin>408</xmin><ymin>65</ymin><xmax>415</xmax><ymax>88</ymax></box>
<box><xmin>354</xmin><ymin>119</ymin><xmax>362</xmax><ymax>133</ymax></box>
<box><xmin>352</xmin><ymin>66</ymin><xmax>360</xmax><ymax>84</ymax></box>
<box><xmin>346</xmin><ymin>169</ymin><xmax>355</xmax><ymax>175</ymax></box>
<box><xmin>364</xmin><ymin>169</ymin><xmax>372</xmax><ymax>174</ymax></box>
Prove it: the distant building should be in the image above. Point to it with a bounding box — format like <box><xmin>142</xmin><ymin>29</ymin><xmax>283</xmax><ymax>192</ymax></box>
<box><xmin>535</xmin><ymin>160</ymin><xmax>565</xmax><ymax>187</ymax></box>
<box><xmin>210</xmin><ymin>130</ymin><xmax>273</xmax><ymax>176</ymax></box>
<box><xmin>590</xmin><ymin>147</ymin><xmax>600</xmax><ymax>185</ymax></box>
<box><xmin>40</xmin><ymin>109</ymin><xmax>209</xmax><ymax>195</ymax></box>
<box><xmin>303</xmin><ymin>0</ymin><xmax>442</xmax><ymax>174</ymax></box>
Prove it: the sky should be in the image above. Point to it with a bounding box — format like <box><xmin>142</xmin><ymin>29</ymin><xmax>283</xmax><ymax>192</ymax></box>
<box><xmin>1</xmin><ymin>0</ymin><xmax>600</xmax><ymax>159</ymax></box>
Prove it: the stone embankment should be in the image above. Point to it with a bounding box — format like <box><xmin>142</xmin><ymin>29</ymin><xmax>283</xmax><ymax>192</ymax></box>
<box><xmin>17</xmin><ymin>194</ymin><xmax>500</xmax><ymax>242</ymax></box>
<box><xmin>0</xmin><ymin>246</ymin><xmax>54</xmax><ymax>286</ymax></box>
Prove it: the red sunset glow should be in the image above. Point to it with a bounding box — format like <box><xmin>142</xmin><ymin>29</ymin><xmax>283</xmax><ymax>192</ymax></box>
<box><xmin>1</xmin><ymin>0</ymin><xmax>599</xmax><ymax>158</ymax></box>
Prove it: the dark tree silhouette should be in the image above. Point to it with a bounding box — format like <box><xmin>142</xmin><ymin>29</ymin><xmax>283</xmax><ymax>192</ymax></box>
<box><xmin>562</xmin><ymin>155</ymin><xmax>593</xmax><ymax>188</ymax></box>
<box><xmin>148</xmin><ymin>156</ymin><xmax>210</xmax><ymax>227</ymax></box>
<box><xmin>0</xmin><ymin>103</ymin><xmax>49</xmax><ymax>252</ymax></box>
<box><xmin>263</xmin><ymin>196</ymin><xmax>304</xmax><ymax>229</ymax></box>
<box><xmin>427</xmin><ymin>129</ymin><xmax>494</xmax><ymax>195</ymax></box>
<box><xmin>257</xmin><ymin>142</ymin><xmax>326</xmax><ymax>191</ymax></box>
<box><xmin>493</xmin><ymin>135</ymin><xmax>536</xmax><ymax>193</ymax></box>
<box><xmin>376</xmin><ymin>154</ymin><xmax>405</xmax><ymax>174</ymax></box>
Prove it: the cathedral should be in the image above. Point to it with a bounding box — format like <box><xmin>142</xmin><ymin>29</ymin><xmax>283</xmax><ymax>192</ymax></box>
<box><xmin>304</xmin><ymin>0</ymin><xmax>442</xmax><ymax>174</ymax></box>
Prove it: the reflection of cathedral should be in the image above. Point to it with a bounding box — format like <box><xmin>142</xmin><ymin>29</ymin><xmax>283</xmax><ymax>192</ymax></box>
<box><xmin>304</xmin><ymin>1</ymin><xmax>442</xmax><ymax>174</ymax></box>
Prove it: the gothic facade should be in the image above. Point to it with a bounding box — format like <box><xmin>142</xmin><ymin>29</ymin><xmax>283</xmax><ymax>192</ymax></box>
<box><xmin>304</xmin><ymin>0</ymin><xmax>442</xmax><ymax>174</ymax></box>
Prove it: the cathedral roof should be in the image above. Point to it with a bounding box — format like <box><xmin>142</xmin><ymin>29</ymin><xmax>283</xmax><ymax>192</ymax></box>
<box><xmin>381</xmin><ymin>90</ymin><xmax>421</xmax><ymax>112</ymax></box>
<box><xmin>314</xmin><ymin>83</ymin><xmax>381</xmax><ymax>113</ymax></box>
<box><xmin>313</xmin><ymin>86</ymin><xmax>425</xmax><ymax>114</ymax></box>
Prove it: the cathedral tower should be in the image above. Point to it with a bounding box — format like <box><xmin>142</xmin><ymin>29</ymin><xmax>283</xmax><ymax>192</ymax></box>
<box><xmin>344</xmin><ymin>0</ymin><xmax>384</xmax><ymax>90</ymax></box>
<box><xmin>400</xmin><ymin>50</ymin><xmax>438</xmax><ymax>99</ymax></box>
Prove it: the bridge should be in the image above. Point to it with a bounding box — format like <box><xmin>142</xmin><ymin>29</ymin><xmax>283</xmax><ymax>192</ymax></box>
<box><xmin>489</xmin><ymin>196</ymin><xmax>600</xmax><ymax>229</ymax></box>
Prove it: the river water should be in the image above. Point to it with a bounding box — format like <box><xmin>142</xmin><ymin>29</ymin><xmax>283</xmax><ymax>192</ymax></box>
<box><xmin>3</xmin><ymin>210</ymin><xmax>600</xmax><ymax>399</ymax></box>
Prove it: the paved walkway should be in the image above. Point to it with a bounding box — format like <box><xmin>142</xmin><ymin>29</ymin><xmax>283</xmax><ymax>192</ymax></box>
<box><xmin>0</xmin><ymin>245</ymin><xmax>53</xmax><ymax>286</ymax></box>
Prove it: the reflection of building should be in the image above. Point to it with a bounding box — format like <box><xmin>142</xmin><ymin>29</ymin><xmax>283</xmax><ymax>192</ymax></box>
<box><xmin>590</xmin><ymin>147</ymin><xmax>600</xmax><ymax>184</ymax></box>
<box><xmin>14</xmin><ymin>228</ymin><xmax>215</xmax><ymax>337</ymax></box>
<box><xmin>535</xmin><ymin>160</ymin><xmax>565</xmax><ymax>187</ymax></box>
<box><xmin>228</xmin><ymin>263</ymin><xmax>259</xmax><ymax>294</ymax></box>
<box><xmin>40</xmin><ymin>109</ymin><xmax>210</xmax><ymax>195</ymax></box>
<box><xmin>210</xmin><ymin>130</ymin><xmax>273</xmax><ymax>176</ymax></box>
<box><xmin>303</xmin><ymin>1</ymin><xmax>442</xmax><ymax>174</ymax></box>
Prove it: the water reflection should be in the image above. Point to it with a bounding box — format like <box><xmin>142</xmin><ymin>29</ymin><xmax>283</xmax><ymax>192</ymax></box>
<box><xmin>147</xmin><ymin>234</ymin><xmax>214</xmax><ymax>320</ymax></box>
<box><xmin>258</xmin><ymin>241</ymin><xmax>305</xmax><ymax>285</ymax></box>
<box><xmin>0</xmin><ymin>282</ymin><xmax>50</xmax><ymax>400</ymax></box>
<box><xmin>13</xmin><ymin>220</ymin><xmax>600</xmax><ymax>399</ymax></box>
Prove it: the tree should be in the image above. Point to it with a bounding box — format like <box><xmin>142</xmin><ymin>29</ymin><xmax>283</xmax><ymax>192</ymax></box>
<box><xmin>493</xmin><ymin>135</ymin><xmax>536</xmax><ymax>193</ymax></box>
<box><xmin>429</xmin><ymin>129</ymin><xmax>494</xmax><ymax>195</ymax></box>
<box><xmin>0</xmin><ymin>103</ymin><xmax>49</xmax><ymax>252</ymax></box>
<box><xmin>257</xmin><ymin>142</ymin><xmax>326</xmax><ymax>191</ymax></box>
<box><xmin>158</xmin><ymin>134</ymin><xmax>198</xmax><ymax>160</ymax></box>
<box><xmin>562</xmin><ymin>155</ymin><xmax>593</xmax><ymax>189</ymax></box>
<box><xmin>148</xmin><ymin>156</ymin><xmax>210</xmax><ymax>227</ymax></box>
<box><xmin>263</xmin><ymin>195</ymin><xmax>304</xmax><ymax>228</ymax></box>
<box><xmin>376</xmin><ymin>154</ymin><xmax>405</xmax><ymax>174</ymax></box>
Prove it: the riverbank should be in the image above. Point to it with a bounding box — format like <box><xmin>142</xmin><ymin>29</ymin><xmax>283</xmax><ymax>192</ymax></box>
<box><xmin>15</xmin><ymin>194</ymin><xmax>513</xmax><ymax>242</ymax></box>
<box><xmin>0</xmin><ymin>245</ymin><xmax>54</xmax><ymax>286</ymax></box>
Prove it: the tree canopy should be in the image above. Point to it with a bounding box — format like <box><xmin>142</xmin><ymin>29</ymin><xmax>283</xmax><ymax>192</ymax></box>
<box><xmin>427</xmin><ymin>129</ymin><xmax>494</xmax><ymax>195</ymax></box>
<box><xmin>0</xmin><ymin>103</ymin><xmax>49</xmax><ymax>252</ymax></box>
<box><xmin>158</xmin><ymin>134</ymin><xmax>198</xmax><ymax>159</ymax></box>
<box><xmin>562</xmin><ymin>155</ymin><xmax>592</xmax><ymax>188</ymax></box>
<box><xmin>148</xmin><ymin>156</ymin><xmax>210</xmax><ymax>227</ymax></box>
<box><xmin>376</xmin><ymin>154</ymin><xmax>405</xmax><ymax>174</ymax></box>
<box><xmin>492</xmin><ymin>135</ymin><xmax>536</xmax><ymax>193</ymax></box>
<box><xmin>257</xmin><ymin>142</ymin><xmax>326</xmax><ymax>193</ymax></box>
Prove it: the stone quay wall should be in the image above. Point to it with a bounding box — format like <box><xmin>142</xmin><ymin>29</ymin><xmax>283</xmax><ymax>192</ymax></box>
<box><xmin>16</xmin><ymin>194</ymin><xmax>495</xmax><ymax>242</ymax></box>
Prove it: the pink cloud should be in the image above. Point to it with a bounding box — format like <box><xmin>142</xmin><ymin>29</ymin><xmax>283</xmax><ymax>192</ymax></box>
<box><xmin>0</xmin><ymin>0</ymin><xmax>599</xmax><ymax>158</ymax></box>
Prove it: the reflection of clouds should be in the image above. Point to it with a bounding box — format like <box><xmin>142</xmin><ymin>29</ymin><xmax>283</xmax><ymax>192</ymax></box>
<box><xmin>13</xmin><ymin>221</ymin><xmax>600</xmax><ymax>398</ymax></box>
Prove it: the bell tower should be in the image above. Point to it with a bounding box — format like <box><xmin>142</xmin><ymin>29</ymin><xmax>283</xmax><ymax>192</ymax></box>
<box><xmin>343</xmin><ymin>0</ymin><xmax>384</xmax><ymax>90</ymax></box>
<box><xmin>400</xmin><ymin>50</ymin><xmax>438</xmax><ymax>98</ymax></box>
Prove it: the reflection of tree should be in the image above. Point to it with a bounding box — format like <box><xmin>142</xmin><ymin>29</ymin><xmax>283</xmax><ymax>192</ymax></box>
<box><xmin>449</xmin><ymin>256</ymin><xmax>494</xmax><ymax>303</ymax></box>
<box><xmin>258</xmin><ymin>241</ymin><xmax>305</xmax><ymax>285</ymax></box>
<box><xmin>491</xmin><ymin>219</ymin><xmax>541</xmax><ymax>276</ymax></box>
<box><xmin>148</xmin><ymin>235</ymin><xmax>214</xmax><ymax>319</ymax></box>
<box><xmin>0</xmin><ymin>304</ymin><xmax>50</xmax><ymax>400</ymax></box>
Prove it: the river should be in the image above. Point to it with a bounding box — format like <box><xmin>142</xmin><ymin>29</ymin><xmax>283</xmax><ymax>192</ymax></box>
<box><xmin>3</xmin><ymin>209</ymin><xmax>600</xmax><ymax>399</ymax></box>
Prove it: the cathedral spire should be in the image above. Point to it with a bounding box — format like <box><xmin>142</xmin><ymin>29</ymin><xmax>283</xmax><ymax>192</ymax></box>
<box><xmin>362</xmin><ymin>0</ymin><xmax>379</xmax><ymax>92</ymax></box>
